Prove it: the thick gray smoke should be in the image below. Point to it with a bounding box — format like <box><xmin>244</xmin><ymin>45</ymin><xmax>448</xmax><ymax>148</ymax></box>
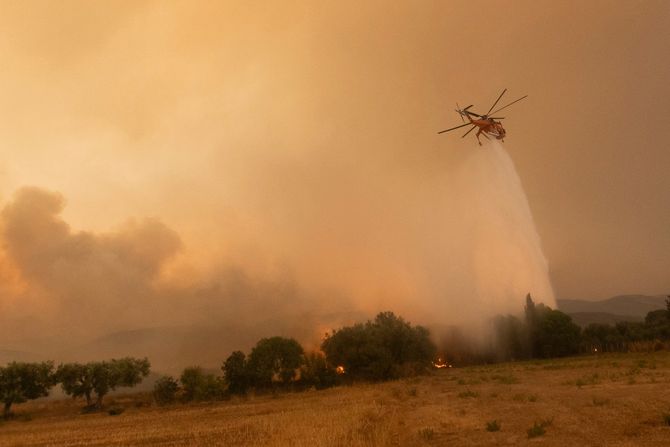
<box><xmin>0</xmin><ymin>139</ymin><xmax>554</xmax><ymax>371</ymax></box>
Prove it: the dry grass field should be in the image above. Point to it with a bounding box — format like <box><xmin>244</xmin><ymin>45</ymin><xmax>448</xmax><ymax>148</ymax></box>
<box><xmin>1</xmin><ymin>352</ymin><xmax>670</xmax><ymax>446</ymax></box>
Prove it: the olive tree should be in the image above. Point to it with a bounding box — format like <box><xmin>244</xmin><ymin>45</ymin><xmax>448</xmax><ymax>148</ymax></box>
<box><xmin>57</xmin><ymin>357</ymin><xmax>150</xmax><ymax>408</ymax></box>
<box><xmin>0</xmin><ymin>361</ymin><xmax>55</xmax><ymax>418</ymax></box>
<box><xmin>246</xmin><ymin>337</ymin><xmax>304</xmax><ymax>388</ymax></box>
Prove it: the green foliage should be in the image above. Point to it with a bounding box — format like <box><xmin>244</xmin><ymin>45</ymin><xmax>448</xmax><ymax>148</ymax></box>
<box><xmin>534</xmin><ymin>309</ymin><xmax>581</xmax><ymax>358</ymax></box>
<box><xmin>321</xmin><ymin>312</ymin><xmax>436</xmax><ymax>381</ymax></box>
<box><xmin>152</xmin><ymin>376</ymin><xmax>179</xmax><ymax>405</ymax></box>
<box><xmin>493</xmin><ymin>314</ymin><xmax>529</xmax><ymax>360</ymax></box>
<box><xmin>495</xmin><ymin>295</ymin><xmax>582</xmax><ymax>361</ymax></box>
<box><xmin>0</xmin><ymin>361</ymin><xmax>55</xmax><ymax>418</ymax></box>
<box><xmin>300</xmin><ymin>352</ymin><xmax>338</xmax><ymax>390</ymax></box>
<box><xmin>179</xmin><ymin>367</ymin><xmax>226</xmax><ymax>401</ymax></box>
<box><xmin>57</xmin><ymin>357</ymin><xmax>150</xmax><ymax>409</ymax></box>
<box><xmin>486</xmin><ymin>420</ymin><xmax>501</xmax><ymax>432</ymax></box>
<box><xmin>583</xmin><ymin>323</ymin><xmax>624</xmax><ymax>353</ymax></box>
<box><xmin>111</xmin><ymin>357</ymin><xmax>151</xmax><ymax>388</ymax></box>
<box><xmin>222</xmin><ymin>351</ymin><xmax>250</xmax><ymax>395</ymax></box>
<box><xmin>247</xmin><ymin>337</ymin><xmax>305</xmax><ymax>388</ymax></box>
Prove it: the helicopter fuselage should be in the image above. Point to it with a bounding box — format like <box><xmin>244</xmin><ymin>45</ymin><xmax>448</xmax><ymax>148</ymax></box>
<box><xmin>437</xmin><ymin>89</ymin><xmax>526</xmax><ymax>145</ymax></box>
<box><xmin>467</xmin><ymin>116</ymin><xmax>506</xmax><ymax>144</ymax></box>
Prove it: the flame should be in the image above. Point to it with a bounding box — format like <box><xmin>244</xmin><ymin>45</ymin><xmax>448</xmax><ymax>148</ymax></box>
<box><xmin>336</xmin><ymin>365</ymin><xmax>345</xmax><ymax>375</ymax></box>
<box><xmin>432</xmin><ymin>357</ymin><xmax>452</xmax><ymax>369</ymax></box>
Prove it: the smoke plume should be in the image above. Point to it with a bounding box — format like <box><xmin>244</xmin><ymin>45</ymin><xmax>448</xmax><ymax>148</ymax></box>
<box><xmin>0</xmin><ymin>138</ymin><xmax>554</xmax><ymax>370</ymax></box>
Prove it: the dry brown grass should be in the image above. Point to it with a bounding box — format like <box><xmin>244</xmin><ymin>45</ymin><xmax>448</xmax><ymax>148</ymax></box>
<box><xmin>2</xmin><ymin>352</ymin><xmax>670</xmax><ymax>446</ymax></box>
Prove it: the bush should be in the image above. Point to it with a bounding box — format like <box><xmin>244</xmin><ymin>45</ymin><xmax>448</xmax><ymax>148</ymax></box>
<box><xmin>153</xmin><ymin>376</ymin><xmax>179</xmax><ymax>405</ymax></box>
<box><xmin>663</xmin><ymin>413</ymin><xmax>670</xmax><ymax>426</ymax></box>
<box><xmin>107</xmin><ymin>406</ymin><xmax>124</xmax><ymax>416</ymax></box>
<box><xmin>417</xmin><ymin>427</ymin><xmax>434</xmax><ymax>440</ymax></box>
<box><xmin>458</xmin><ymin>389</ymin><xmax>478</xmax><ymax>398</ymax></box>
<box><xmin>180</xmin><ymin>367</ymin><xmax>226</xmax><ymax>402</ymax></box>
<box><xmin>527</xmin><ymin>423</ymin><xmax>545</xmax><ymax>438</ymax></box>
<box><xmin>300</xmin><ymin>352</ymin><xmax>338</xmax><ymax>390</ymax></box>
<box><xmin>321</xmin><ymin>312</ymin><xmax>436</xmax><ymax>381</ymax></box>
<box><xmin>527</xmin><ymin>419</ymin><xmax>552</xmax><ymax>438</ymax></box>
<box><xmin>486</xmin><ymin>420</ymin><xmax>501</xmax><ymax>432</ymax></box>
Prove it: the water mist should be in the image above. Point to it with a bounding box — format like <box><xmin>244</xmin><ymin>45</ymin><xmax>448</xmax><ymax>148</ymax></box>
<box><xmin>426</xmin><ymin>139</ymin><xmax>555</xmax><ymax>337</ymax></box>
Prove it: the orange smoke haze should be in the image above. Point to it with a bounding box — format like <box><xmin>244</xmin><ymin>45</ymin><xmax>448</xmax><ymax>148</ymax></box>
<box><xmin>0</xmin><ymin>1</ymin><xmax>668</xmax><ymax>369</ymax></box>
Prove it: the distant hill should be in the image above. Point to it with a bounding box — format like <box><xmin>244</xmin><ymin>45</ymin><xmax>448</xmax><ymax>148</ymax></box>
<box><xmin>557</xmin><ymin>295</ymin><xmax>667</xmax><ymax>318</ymax></box>
<box><xmin>566</xmin><ymin>312</ymin><xmax>644</xmax><ymax>328</ymax></box>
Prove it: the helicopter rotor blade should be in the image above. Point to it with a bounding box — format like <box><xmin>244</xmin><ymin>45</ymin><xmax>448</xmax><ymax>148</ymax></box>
<box><xmin>464</xmin><ymin>110</ymin><xmax>483</xmax><ymax>117</ymax></box>
<box><xmin>437</xmin><ymin>122</ymin><xmax>472</xmax><ymax>134</ymax></box>
<box><xmin>490</xmin><ymin>117</ymin><xmax>505</xmax><ymax>120</ymax></box>
<box><xmin>486</xmin><ymin>89</ymin><xmax>507</xmax><ymax>116</ymax></box>
<box><xmin>462</xmin><ymin>125</ymin><xmax>476</xmax><ymax>138</ymax></box>
<box><xmin>489</xmin><ymin>95</ymin><xmax>528</xmax><ymax>116</ymax></box>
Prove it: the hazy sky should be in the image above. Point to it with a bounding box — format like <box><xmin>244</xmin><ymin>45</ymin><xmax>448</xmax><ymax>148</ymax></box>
<box><xmin>0</xmin><ymin>1</ymin><xmax>668</xmax><ymax>349</ymax></box>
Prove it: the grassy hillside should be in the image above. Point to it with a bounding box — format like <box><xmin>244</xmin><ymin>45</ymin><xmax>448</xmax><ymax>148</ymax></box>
<box><xmin>1</xmin><ymin>352</ymin><xmax>670</xmax><ymax>446</ymax></box>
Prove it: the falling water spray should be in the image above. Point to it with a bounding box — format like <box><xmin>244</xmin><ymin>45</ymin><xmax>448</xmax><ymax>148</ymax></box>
<box><xmin>430</xmin><ymin>139</ymin><xmax>555</xmax><ymax>335</ymax></box>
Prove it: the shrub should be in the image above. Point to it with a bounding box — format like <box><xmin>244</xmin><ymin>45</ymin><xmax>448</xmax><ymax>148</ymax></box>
<box><xmin>486</xmin><ymin>420</ymin><xmax>500</xmax><ymax>432</ymax></box>
<box><xmin>418</xmin><ymin>427</ymin><xmax>434</xmax><ymax>440</ymax></box>
<box><xmin>321</xmin><ymin>312</ymin><xmax>436</xmax><ymax>381</ymax></box>
<box><xmin>592</xmin><ymin>397</ymin><xmax>609</xmax><ymax>406</ymax></box>
<box><xmin>180</xmin><ymin>367</ymin><xmax>226</xmax><ymax>402</ymax></box>
<box><xmin>663</xmin><ymin>413</ymin><xmax>670</xmax><ymax>426</ymax></box>
<box><xmin>300</xmin><ymin>352</ymin><xmax>338</xmax><ymax>390</ymax></box>
<box><xmin>107</xmin><ymin>406</ymin><xmax>124</xmax><ymax>416</ymax></box>
<box><xmin>153</xmin><ymin>376</ymin><xmax>179</xmax><ymax>405</ymax></box>
<box><xmin>458</xmin><ymin>389</ymin><xmax>478</xmax><ymax>398</ymax></box>
<box><xmin>527</xmin><ymin>419</ymin><xmax>552</xmax><ymax>438</ymax></box>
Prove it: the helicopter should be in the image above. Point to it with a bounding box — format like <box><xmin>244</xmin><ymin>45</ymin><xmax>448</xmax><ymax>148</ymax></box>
<box><xmin>438</xmin><ymin>89</ymin><xmax>527</xmax><ymax>145</ymax></box>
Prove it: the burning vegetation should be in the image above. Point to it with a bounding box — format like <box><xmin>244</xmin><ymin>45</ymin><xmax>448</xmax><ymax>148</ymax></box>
<box><xmin>432</xmin><ymin>357</ymin><xmax>452</xmax><ymax>369</ymax></box>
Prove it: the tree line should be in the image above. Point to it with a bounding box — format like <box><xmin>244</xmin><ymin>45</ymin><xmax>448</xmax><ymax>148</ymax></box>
<box><xmin>489</xmin><ymin>294</ymin><xmax>670</xmax><ymax>363</ymax></box>
<box><xmin>0</xmin><ymin>357</ymin><xmax>150</xmax><ymax>419</ymax></box>
<box><xmin>153</xmin><ymin>312</ymin><xmax>437</xmax><ymax>404</ymax></box>
<box><xmin>0</xmin><ymin>312</ymin><xmax>436</xmax><ymax>414</ymax></box>
<box><xmin>4</xmin><ymin>299</ymin><xmax>669</xmax><ymax>415</ymax></box>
